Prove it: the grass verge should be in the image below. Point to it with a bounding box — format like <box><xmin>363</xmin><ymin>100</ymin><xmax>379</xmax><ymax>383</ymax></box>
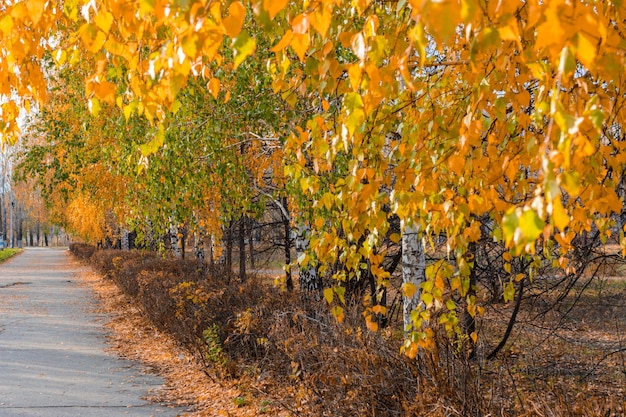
<box><xmin>0</xmin><ymin>248</ymin><xmax>22</xmax><ymax>263</ymax></box>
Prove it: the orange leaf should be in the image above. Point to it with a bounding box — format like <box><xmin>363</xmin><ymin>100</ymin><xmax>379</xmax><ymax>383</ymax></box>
<box><xmin>263</xmin><ymin>0</ymin><xmax>288</xmax><ymax>20</ymax></box>
<box><xmin>271</xmin><ymin>30</ymin><xmax>293</xmax><ymax>53</ymax></box>
<box><xmin>26</xmin><ymin>0</ymin><xmax>45</xmax><ymax>25</ymax></box>
<box><xmin>207</xmin><ymin>78</ymin><xmax>220</xmax><ymax>99</ymax></box>
<box><xmin>223</xmin><ymin>1</ymin><xmax>245</xmax><ymax>38</ymax></box>
<box><xmin>403</xmin><ymin>282</ymin><xmax>417</xmax><ymax>298</ymax></box>
<box><xmin>290</xmin><ymin>33</ymin><xmax>310</xmax><ymax>61</ymax></box>
<box><xmin>92</xmin><ymin>81</ymin><xmax>116</xmax><ymax>104</ymax></box>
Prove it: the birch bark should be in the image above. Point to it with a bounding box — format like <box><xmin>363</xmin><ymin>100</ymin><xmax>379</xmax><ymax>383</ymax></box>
<box><xmin>401</xmin><ymin>220</ymin><xmax>426</xmax><ymax>333</ymax></box>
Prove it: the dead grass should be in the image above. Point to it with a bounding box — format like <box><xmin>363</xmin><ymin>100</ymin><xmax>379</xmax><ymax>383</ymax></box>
<box><xmin>74</xmin><ymin>267</ymin><xmax>285</xmax><ymax>416</ymax></box>
<box><xmin>71</xmin><ymin>243</ymin><xmax>626</xmax><ymax>416</ymax></box>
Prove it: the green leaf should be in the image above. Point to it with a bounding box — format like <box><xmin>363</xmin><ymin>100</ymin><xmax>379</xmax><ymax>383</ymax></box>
<box><xmin>519</xmin><ymin>208</ymin><xmax>544</xmax><ymax>243</ymax></box>
<box><xmin>421</xmin><ymin>292</ymin><xmax>433</xmax><ymax>307</ymax></box>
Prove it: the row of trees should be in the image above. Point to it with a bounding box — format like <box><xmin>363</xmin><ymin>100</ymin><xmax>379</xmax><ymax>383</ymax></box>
<box><xmin>0</xmin><ymin>145</ymin><xmax>59</xmax><ymax>248</ymax></box>
<box><xmin>3</xmin><ymin>0</ymin><xmax>626</xmax><ymax>357</ymax></box>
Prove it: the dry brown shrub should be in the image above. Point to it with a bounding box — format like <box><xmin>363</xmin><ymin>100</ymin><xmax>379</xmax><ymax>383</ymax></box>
<box><xmin>70</xmin><ymin>245</ymin><xmax>626</xmax><ymax>416</ymax></box>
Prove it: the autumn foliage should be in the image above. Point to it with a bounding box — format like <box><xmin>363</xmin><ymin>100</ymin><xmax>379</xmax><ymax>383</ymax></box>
<box><xmin>6</xmin><ymin>0</ymin><xmax>626</xmax><ymax>412</ymax></box>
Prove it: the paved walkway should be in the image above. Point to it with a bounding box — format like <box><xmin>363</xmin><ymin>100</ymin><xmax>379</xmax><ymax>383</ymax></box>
<box><xmin>0</xmin><ymin>248</ymin><xmax>185</xmax><ymax>417</ymax></box>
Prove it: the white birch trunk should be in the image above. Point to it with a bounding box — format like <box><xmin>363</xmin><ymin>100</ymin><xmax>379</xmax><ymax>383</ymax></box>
<box><xmin>121</xmin><ymin>229</ymin><xmax>130</xmax><ymax>251</ymax></box>
<box><xmin>194</xmin><ymin>229</ymin><xmax>205</xmax><ymax>263</ymax></box>
<box><xmin>170</xmin><ymin>223</ymin><xmax>182</xmax><ymax>258</ymax></box>
<box><xmin>295</xmin><ymin>223</ymin><xmax>320</xmax><ymax>294</ymax></box>
<box><xmin>207</xmin><ymin>234</ymin><xmax>214</xmax><ymax>266</ymax></box>
<box><xmin>402</xmin><ymin>220</ymin><xmax>426</xmax><ymax>333</ymax></box>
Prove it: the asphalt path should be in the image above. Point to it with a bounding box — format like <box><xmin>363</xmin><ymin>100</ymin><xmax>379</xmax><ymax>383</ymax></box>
<box><xmin>0</xmin><ymin>248</ymin><xmax>185</xmax><ymax>417</ymax></box>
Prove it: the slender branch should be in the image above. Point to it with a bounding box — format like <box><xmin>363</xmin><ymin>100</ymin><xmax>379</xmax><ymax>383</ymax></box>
<box><xmin>487</xmin><ymin>277</ymin><xmax>525</xmax><ymax>360</ymax></box>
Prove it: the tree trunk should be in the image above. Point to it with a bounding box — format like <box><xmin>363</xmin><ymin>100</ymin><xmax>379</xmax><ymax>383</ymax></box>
<box><xmin>225</xmin><ymin>221</ymin><xmax>233</xmax><ymax>275</ymax></box>
<box><xmin>0</xmin><ymin>195</ymin><xmax>3</xmax><ymax>246</ymax></box>
<box><xmin>248</xmin><ymin>217</ymin><xmax>255</xmax><ymax>271</ymax></box>
<box><xmin>170</xmin><ymin>223</ymin><xmax>182</xmax><ymax>258</ymax></box>
<box><xmin>296</xmin><ymin>223</ymin><xmax>321</xmax><ymax>296</ymax></box>
<box><xmin>283</xmin><ymin>197</ymin><xmax>293</xmax><ymax>291</ymax></box>
<box><xmin>207</xmin><ymin>234</ymin><xmax>214</xmax><ymax>266</ymax></box>
<box><xmin>239</xmin><ymin>216</ymin><xmax>246</xmax><ymax>282</ymax></box>
<box><xmin>145</xmin><ymin>220</ymin><xmax>156</xmax><ymax>252</ymax></box>
<box><xmin>194</xmin><ymin>228</ymin><xmax>205</xmax><ymax>264</ymax></box>
<box><xmin>121</xmin><ymin>229</ymin><xmax>130</xmax><ymax>250</ymax></box>
<box><xmin>401</xmin><ymin>220</ymin><xmax>426</xmax><ymax>333</ymax></box>
<box><xmin>463</xmin><ymin>241</ymin><xmax>478</xmax><ymax>357</ymax></box>
<box><xmin>17</xmin><ymin>206</ymin><xmax>23</xmax><ymax>248</ymax></box>
<box><xmin>180</xmin><ymin>226</ymin><xmax>186</xmax><ymax>260</ymax></box>
<box><xmin>44</xmin><ymin>233</ymin><xmax>48</xmax><ymax>247</ymax></box>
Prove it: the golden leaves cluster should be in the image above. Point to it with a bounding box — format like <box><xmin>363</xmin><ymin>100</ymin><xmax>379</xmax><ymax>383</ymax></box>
<box><xmin>6</xmin><ymin>0</ymin><xmax>626</xmax><ymax>348</ymax></box>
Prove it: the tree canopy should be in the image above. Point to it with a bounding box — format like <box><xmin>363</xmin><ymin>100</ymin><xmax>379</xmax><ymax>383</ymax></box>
<box><xmin>5</xmin><ymin>0</ymin><xmax>626</xmax><ymax>354</ymax></box>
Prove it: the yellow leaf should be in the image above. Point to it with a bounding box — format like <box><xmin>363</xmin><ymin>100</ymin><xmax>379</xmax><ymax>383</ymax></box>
<box><xmin>88</xmin><ymin>97</ymin><xmax>101</xmax><ymax>116</ymax></box>
<box><xmin>263</xmin><ymin>0</ymin><xmax>288</xmax><ymax>20</ymax></box>
<box><xmin>139</xmin><ymin>0</ymin><xmax>155</xmax><ymax>14</ymax></box>
<box><xmin>223</xmin><ymin>1</ymin><xmax>245</xmax><ymax>38</ymax></box>
<box><xmin>208</xmin><ymin>78</ymin><xmax>220</xmax><ymax>99</ymax></box>
<box><xmin>503</xmin><ymin>281</ymin><xmax>515</xmax><ymax>302</ymax></box>
<box><xmin>470</xmin><ymin>331</ymin><xmax>477</xmax><ymax>344</ymax></box>
<box><xmin>210</xmin><ymin>2</ymin><xmax>222</xmax><ymax>22</ymax></box>
<box><xmin>94</xmin><ymin>11</ymin><xmax>114</xmax><ymax>34</ymax></box>
<box><xmin>233</xmin><ymin>31</ymin><xmax>256</xmax><ymax>68</ymax></box>
<box><xmin>552</xmin><ymin>197</ymin><xmax>570</xmax><ymax>230</ymax></box>
<box><xmin>575</xmin><ymin>32</ymin><xmax>596</xmax><ymax>70</ymax></box>
<box><xmin>0</xmin><ymin>15</ymin><xmax>14</xmax><ymax>36</ymax></box>
<box><xmin>323</xmin><ymin>287</ymin><xmax>333</xmax><ymax>304</ymax></box>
